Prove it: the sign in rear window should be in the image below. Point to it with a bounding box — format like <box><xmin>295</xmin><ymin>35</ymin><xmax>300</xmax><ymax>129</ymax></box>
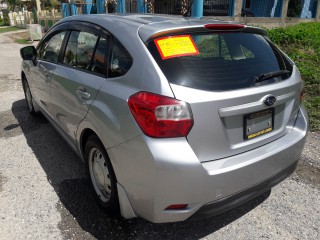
<box><xmin>154</xmin><ymin>35</ymin><xmax>199</xmax><ymax>60</ymax></box>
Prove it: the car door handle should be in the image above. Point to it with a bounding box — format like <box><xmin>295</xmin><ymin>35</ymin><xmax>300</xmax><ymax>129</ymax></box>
<box><xmin>77</xmin><ymin>88</ymin><xmax>91</xmax><ymax>100</ymax></box>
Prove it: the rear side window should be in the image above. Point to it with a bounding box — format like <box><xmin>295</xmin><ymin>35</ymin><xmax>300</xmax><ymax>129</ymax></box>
<box><xmin>90</xmin><ymin>36</ymin><xmax>109</xmax><ymax>75</ymax></box>
<box><xmin>147</xmin><ymin>33</ymin><xmax>293</xmax><ymax>91</ymax></box>
<box><xmin>109</xmin><ymin>38</ymin><xmax>133</xmax><ymax>78</ymax></box>
<box><xmin>63</xmin><ymin>31</ymin><xmax>99</xmax><ymax>70</ymax></box>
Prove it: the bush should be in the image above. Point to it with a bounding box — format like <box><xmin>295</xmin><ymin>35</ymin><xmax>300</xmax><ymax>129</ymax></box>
<box><xmin>268</xmin><ymin>23</ymin><xmax>320</xmax><ymax>131</ymax></box>
<box><xmin>2</xmin><ymin>9</ymin><xmax>10</xmax><ymax>26</ymax></box>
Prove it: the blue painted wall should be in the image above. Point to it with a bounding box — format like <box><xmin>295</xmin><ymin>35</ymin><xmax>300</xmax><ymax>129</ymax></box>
<box><xmin>61</xmin><ymin>3</ymin><xmax>70</xmax><ymax>17</ymax></box>
<box><xmin>192</xmin><ymin>0</ymin><xmax>204</xmax><ymax>17</ymax></box>
<box><xmin>118</xmin><ymin>0</ymin><xmax>126</xmax><ymax>13</ymax></box>
<box><xmin>242</xmin><ymin>0</ymin><xmax>283</xmax><ymax>17</ymax></box>
<box><xmin>97</xmin><ymin>0</ymin><xmax>106</xmax><ymax>13</ymax></box>
<box><xmin>300</xmin><ymin>0</ymin><xmax>318</xmax><ymax>18</ymax></box>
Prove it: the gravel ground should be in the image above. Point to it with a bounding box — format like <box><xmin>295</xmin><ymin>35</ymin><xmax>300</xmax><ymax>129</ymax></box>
<box><xmin>0</xmin><ymin>30</ymin><xmax>319</xmax><ymax>240</ymax></box>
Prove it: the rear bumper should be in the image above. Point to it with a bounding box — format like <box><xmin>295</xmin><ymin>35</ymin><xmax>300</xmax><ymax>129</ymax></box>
<box><xmin>107</xmin><ymin>105</ymin><xmax>308</xmax><ymax>223</ymax></box>
<box><xmin>191</xmin><ymin>161</ymin><xmax>297</xmax><ymax>219</ymax></box>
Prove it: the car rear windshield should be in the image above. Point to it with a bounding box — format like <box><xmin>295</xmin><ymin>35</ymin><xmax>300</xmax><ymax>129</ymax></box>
<box><xmin>147</xmin><ymin>32</ymin><xmax>293</xmax><ymax>91</ymax></box>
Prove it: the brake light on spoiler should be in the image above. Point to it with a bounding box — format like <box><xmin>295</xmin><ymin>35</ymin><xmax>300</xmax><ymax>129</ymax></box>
<box><xmin>204</xmin><ymin>24</ymin><xmax>245</xmax><ymax>30</ymax></box>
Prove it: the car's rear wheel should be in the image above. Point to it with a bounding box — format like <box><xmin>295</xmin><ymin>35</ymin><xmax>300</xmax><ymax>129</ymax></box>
<box><xmin>22</xmin><ymin>78</ymin><xmax>36</xmax><ymax>114</ymax></box>
<box><xmin>85</xmin><ymin>135</ymin><xmax>119</xmax><ymax>213</ymax></box>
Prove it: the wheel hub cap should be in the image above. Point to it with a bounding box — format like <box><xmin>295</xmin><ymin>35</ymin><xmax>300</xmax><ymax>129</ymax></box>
<box><xmin>93</xmin><ymin>160</ymin><xmax>105</xmax><ymax>189</ymax></box>
<box><xmin>89</xmin><ymin>148</ymin><xmax>111</xmax><ymax>202</ymax></box>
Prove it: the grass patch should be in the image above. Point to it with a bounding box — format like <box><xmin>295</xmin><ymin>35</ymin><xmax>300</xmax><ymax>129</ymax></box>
<box><xmin>268</xmin><ymin>23</ymin><xmax>320</xmax><ymax>131</ymax></box>
<box><xmin>15</xmin><ymin>38</ymin><xmax>31</xmax><ymax>44</ymax></box>
<box><xmin>0</xmin><ymin>26</ymin><xmax>21</xmax><ymax>33</ymax></box>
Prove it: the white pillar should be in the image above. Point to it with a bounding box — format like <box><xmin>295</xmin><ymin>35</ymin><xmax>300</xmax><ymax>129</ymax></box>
<box><xmin>281</xmin><ymin>0</ymin><xmax>289</xmax><ymax>18</ymax></box>
<box><xmin>36</xmin><ymin>0</ymin><xmax>41</xmax><ymax>12</ymax></box>
<box><xmin>316</xmin><ymin>0</ymin><xmax>320</xmax><ymax>19</ymax></box>
<box><xmin>234</xmin><ymin>0</ymin><xmax>243</xmax><ymax>21</ymax></box>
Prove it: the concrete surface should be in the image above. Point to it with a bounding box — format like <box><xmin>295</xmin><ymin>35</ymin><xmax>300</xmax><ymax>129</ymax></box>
<box><xmin>0</xmin><ymin>30</ymin><xmax>319</xmax><ymax>240</ymax></box>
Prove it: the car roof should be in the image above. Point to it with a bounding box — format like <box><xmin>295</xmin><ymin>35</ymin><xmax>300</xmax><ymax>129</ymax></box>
<box><xmin>60</xmin><ymin>14</ymin><xmax>266</xmax><ymax>42</ymax></box>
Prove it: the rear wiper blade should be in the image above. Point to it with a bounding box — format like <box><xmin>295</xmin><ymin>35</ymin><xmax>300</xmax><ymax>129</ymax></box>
<box><xmin>254</xmin><ymin>70</ymin><xmax>290</xmax><ymax>83</ymax></box>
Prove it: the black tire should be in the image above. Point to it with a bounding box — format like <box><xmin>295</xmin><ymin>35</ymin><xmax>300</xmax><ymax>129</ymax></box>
<box><xmin>85</xmin><ymin>135</ymin><xmax>119</xmax><ymax>214</ymax></box>
<box><xmin>22</xmin><ymin>78</ymin><xmax>36</xmax><ymax>115</ymax></box>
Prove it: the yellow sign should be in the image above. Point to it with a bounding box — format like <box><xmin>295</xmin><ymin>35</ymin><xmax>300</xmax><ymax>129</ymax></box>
<box><xmin>248</xmin><ymin>127</ymin><xmax>273</xmax><ymax>139</ymax></box>
<box><xmin>154</xmin><ymin>35</ymin><xmax>199</xmax><ymax>60</ymax></box>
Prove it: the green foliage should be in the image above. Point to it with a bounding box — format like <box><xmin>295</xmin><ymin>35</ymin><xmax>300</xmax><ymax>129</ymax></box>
<box><xmin>7</xmin><ymin>0</ymin><xmax>22</xmax><ymax>11</ymax></box>
<box><xmin>15</xmin><ymin>38</ymin><xmax>30</xmax><ymax>44</ymax></box>
<box><xmin>197</xmin><ymin>36</ymin><xmax>231</xmax><ymax>59</ymax></box>
<box><xmin>49</xmin><ymin>0</ymin><xmax>59</xmax><ymax>8</ymax></box>
<box><xmin>268</xmin><ymin>23</ymin><xmax>320</xmax><ymax>48</ymax></box>
<box><xmin>2</xmin><ymin>9</ymin><xmax>10</xmax><ymax>26</ymax></box>
<box><xmin>197</xmin><ymin>37</ymin><xmax>219</xmax><ymax>57</ymax></box>
<box><xmin>0</xmin><ymin>26</ymin><xmax>20</xmax><ymax>33</ymax></box>
<box><xmin>41</xmin><ymin>0</ymin><xmax>61</xmax><ymax>10</ymax></box>
<box><xmin>24</xmin><ymin>0</ymin><xmax>37</xmax><ymax>11</ymax></box>
<box><xmin>268</xmin><ymin>23</ymin><xmax>320</xmax><ymax>131</ymax></box>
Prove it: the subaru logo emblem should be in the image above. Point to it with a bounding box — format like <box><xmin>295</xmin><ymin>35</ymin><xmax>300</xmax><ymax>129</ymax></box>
<box><xmin>263</xmin><ymin>95</ymin><xmax>277</xmax><ymax>107</ymax></box>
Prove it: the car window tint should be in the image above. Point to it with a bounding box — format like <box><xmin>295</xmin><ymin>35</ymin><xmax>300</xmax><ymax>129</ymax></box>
<box><xmin>241</xmin><ymin>45</ymin><xmax>255</xmax><ymax>58</ymax></box>
<box><xmin>39</xmin><ymin>31</ymin><xmax>65</xmax><ymax>63</ymax></box>
<box><xmin>109</xmin><ymin>38</ymin><xmax>132</xmax><ymax>78</ymax></box>
<box><xmin>148</xmin><ymin>33</ymin><xmax>293</xmax><ymax>91</ymax></box>
<box><xmin>89</xmin><ymin>36</ymin><xmax>108</xmax><ymax>76</ymax></box>
<box><xmin>196</xmin><ymin>35</ymin><xmax>231</xmax><ymax>60</ymax></box>
<box><xmin>63</xmin><ymin>31</ymin><xmax>99</xmax><ymax>70</ymax></box>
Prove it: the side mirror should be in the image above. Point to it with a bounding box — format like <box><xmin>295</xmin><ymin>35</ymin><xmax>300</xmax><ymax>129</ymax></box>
<box><xmin>20</xmin><ymin>46</ymin><xmax>37</xmax><ymax>61</ymax></box>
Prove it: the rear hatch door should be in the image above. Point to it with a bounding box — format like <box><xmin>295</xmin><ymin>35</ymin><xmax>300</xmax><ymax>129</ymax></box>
<box><xmin>145</xmin><ymin>27</ymin><xmax>302</xmax><ymax>162</ymax></box>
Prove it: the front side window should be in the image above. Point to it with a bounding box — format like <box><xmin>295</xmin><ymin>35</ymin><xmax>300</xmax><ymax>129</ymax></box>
<box><xmin>63</xmin><ymin>31</ymin><xmax>99</xmax><ymax>70</ymax></box>
<box><xmin>38</xmin><ymin>31</ymin><xmax>66</xmax><ymax>63</ymax></box>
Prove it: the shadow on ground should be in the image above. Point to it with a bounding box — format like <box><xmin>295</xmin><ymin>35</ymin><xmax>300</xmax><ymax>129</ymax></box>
<box><xmin>11</xmin><ymin>99</ymin><xmax>271</xmax><ymax>240</ymax></box>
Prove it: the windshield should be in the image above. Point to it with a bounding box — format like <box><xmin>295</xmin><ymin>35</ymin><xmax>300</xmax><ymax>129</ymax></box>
<box><xmin>147</xmin><ymin>32</ymin><xmax>293</xmax><ymax>91</ymax></box>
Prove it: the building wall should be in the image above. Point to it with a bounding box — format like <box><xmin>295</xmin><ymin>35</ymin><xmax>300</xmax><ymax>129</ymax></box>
<box><xmin>56</xmin><ymin>0</ymin><xmax>320</xmax><ymax>29</ymax></box>
<box><xmin>242</xmin><ymin>0</ymin><xmax>282</xmax><ymax>17</ymax></box>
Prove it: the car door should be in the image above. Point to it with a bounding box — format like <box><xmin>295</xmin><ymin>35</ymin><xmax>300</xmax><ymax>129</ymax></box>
<box><xmin>28</xmin><ymin>30</ymin><xmax>67</xmax><ymax>118</ymax></box>
<box><xmin>50</xmin><ymin>23</ymin><xmax>109</xmax><ymax>145</ymax></box>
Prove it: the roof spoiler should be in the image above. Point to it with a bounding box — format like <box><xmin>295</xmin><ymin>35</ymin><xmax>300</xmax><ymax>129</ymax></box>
<box><xmin>144</xmin><ymin>25</ymin><xmax>267</xmax><ymax>42</ymax></box>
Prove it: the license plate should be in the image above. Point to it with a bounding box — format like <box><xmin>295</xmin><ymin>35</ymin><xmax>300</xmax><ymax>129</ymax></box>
<box><xmin>244</xmin><ymin>108</ymin><xmax>274</xmax><ymax>140</ymax></box>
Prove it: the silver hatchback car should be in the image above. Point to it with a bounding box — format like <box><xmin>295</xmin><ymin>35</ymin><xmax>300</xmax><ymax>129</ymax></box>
<box><xmin>20</xmin><ymin>14</ymin><xmax>308</xmax><ymax>223</ymax></box>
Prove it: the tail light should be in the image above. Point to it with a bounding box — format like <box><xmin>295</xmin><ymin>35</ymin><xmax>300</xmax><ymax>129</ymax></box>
<box><xmin>128</xmin><ymin>92</ymin><xmax>193</xmax><ymax>138</ymax></box>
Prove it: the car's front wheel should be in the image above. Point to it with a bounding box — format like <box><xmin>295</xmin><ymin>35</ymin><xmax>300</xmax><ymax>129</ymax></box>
<box><xmin>85</xmin><ymin>135</ymin><xmax>119</xmax><ymax>213</ymax></box>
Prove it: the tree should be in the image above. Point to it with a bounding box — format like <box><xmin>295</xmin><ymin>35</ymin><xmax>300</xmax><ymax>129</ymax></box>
<box><xmin>49</xmin><ymin>0</ymin><xmax>59</xmax><ymax>9</ymax></box>
<box><xmin>7</xmin><ymin>0</ymin><xmax>23</xmax><ymax>11</ymax></box>
<box><xmin>24</xmin><ymin>0</ymin><xmax>37</xmax><ymax>11</ymax></box>
<box><xmin>2</xmin><ymin>9</ymin><xmax>10</xmax><ymax>25</ymax></box>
